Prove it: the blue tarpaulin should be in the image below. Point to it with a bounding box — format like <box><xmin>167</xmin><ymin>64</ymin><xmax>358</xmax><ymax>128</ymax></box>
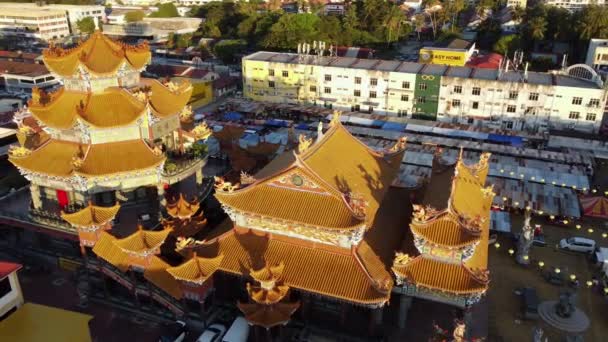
<box><xmin>382</xmin><ymin>121</ymin><xmax>407</xmax><ymax>132</ymax></box>
<box><xmin>223</xmin><ymin>112</ymin><xmax>243</xmax><ymax>121</ymax></box>
<box><xmin>296</xmin><ymin>123</ymin><xmax>311</xmax><ymax>130</ymax></box>
<box><xmin>265</xmin><ymin>119</ymin><xmax>290</xmax><ymax>127</ymax></box>
<box><xmin>488</xmin><ymin>134</ymin><xmax>523</xmax><ymax>146</ymax></box>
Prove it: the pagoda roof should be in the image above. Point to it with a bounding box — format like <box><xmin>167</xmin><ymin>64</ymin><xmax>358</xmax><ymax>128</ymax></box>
<box><xmin>237</xmin><ymin>302</ymin><xmax>300</xmax><ymax>329</ymax></box>
<box><xmin>191</xmin><ymin>228</ymin><xmax>392</xmax><ymax>305</ymax></box>
<box><xmin>92</xmin><ymin>231</ymin><xmax>129</xmax><ymax>272</ymax></box>
<box><xmin>144</xmin><ymin>256</ymin><xmax>183</xmax><ymax>299</ymax></box>
<box><xmin>215</xmin><ymin>120</ymin><xmax>405</xmax><ymax>230</ymax></box>
<box><xmin>113</xmin><ymin>226</ymin><xmax>172</xmax><ymax>253</ymax></box>
<box><xmin>166</xmin><ymin>193</ymin><xmax>200</xmax><ymax>220</ymax></box>
<box><xmin>42</xmin><ymin>31</ymin><xmax>151</xmax><ymax>77</ymax></box>
<box><xmin>61</xmin><ymin>202</ymin><xmax>120</xmax><ymax>228</ymax></box>
<box><xmin>28</xmin><ymin>87</ymin><xmax>146</xmax><ymax>129</ymax></box>
<box><xmin>164</xmin><ymin>213</ymin><xmax>208</xmax><ymax>238</ymax></box>
<box><xmin>392</xmin><ymin>256</ymin><xmax>488</xmax><ymax>294</ymax></box>
<box><xmin>10</xmin><ymin>139</ymin><xmax>164</xmax><ymax>178</ymax></box>
<box><xmin>166</xmin><ymin>254</ymin><xmax>223</xmax><ymax>284</ymax></box>
<box><xmin>143</xmin><ymin>78</ymin><xmax>193</xmax><ymax>118</ymax></box>
<box><xmin>410</xmin><ymin>210</ymin><xmax>481</xmax><ymax>248</ymax></box>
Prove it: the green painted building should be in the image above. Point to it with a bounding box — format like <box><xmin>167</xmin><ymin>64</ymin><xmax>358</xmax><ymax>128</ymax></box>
<box><xmin>413</xmin><ymin>72</ymin><xmax>441</xmax><ymax>120</ymax></box>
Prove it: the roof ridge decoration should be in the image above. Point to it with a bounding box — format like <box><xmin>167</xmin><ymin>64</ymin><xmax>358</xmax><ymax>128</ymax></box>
<box><xmin>411</xmin><ymin>204</ymin><xmax>442</xmax><ymax>223</ymax></box>
<box><xmin>166</xmin><ymin>193</ymin><xmax>200</xmax><ymax>220</ymax></box>
<box><xmin>240</xmin><ymin>171</ymin><xmax>256</xmax><ymax>185</ymax></box>
<box><xmin>191</xmin><ymin>122</ymin><xmax>213</xmax><ymax>141</ymax></box>
<box><xmin>214</xmin><ymin>176</ymin><xmax>240</xmax><ymax>192</ymax></box>
<box><xmin>466</xmin><ymin>267</ymin><xmax>490</xmax><ymax>285</ymax></box>
<box><xmin>297</xmin><ymin>134</ymin><xmax>312</xmax><ymax>154</ymax></box>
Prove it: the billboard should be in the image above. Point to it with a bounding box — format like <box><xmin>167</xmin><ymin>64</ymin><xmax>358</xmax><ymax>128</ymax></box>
<box><xmin>418</xmin><ymin>49</ymin><xmax>467</xmax><ymax>66</ymax></box>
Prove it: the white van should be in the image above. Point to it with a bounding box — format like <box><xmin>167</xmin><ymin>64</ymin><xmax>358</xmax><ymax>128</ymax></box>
<box><xmin>559</xmin><ymin>237</ymin><xmax>596</xmax><ymax>253</ymax></box>
<box><xmin>222</xmin><ymin>317</ymin><xmax>249</xmax><ymax>342</ymax></box>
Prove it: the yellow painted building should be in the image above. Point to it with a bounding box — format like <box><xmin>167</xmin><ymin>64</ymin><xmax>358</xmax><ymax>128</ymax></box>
<box><xmin>418</xmin><ymin>48</ymin><xmax>468</xmax><ymax>66</ymax></box>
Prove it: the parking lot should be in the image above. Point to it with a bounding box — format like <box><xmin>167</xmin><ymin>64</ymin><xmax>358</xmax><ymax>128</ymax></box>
<box><xmin>488</xmin><ymin>213</ymin><xmax>608</xmax><ymax>341</ymax></box>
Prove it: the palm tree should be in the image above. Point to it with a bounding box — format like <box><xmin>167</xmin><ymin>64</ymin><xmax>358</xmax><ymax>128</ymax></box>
<box><xmin>384</xmin><ymin>4</ymin><xmax>405</xmax><ymax>45</ymax></box>
<box><xmin>527</xmin><ymin>16</ymin><xmax>547</xmax><ymax>42</ymax></box>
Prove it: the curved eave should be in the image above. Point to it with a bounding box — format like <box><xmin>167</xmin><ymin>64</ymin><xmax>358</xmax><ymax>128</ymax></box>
<box><xmin>410</xmin><ymin>222</ymin><xmax>480</xmax><ymax>248</ymax></box>
<box><xmin>143</xmin><ymin>78</ymin><xmax>193</xmax><ymax>118</ymax></box>
<box><xmin>61</xmin><ymin>202</ymin><xmax>121</xmax><ymax>227</ymax></box>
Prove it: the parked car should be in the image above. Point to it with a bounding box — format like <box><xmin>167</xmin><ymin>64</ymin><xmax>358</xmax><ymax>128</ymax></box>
<box><xmin>159</xmin><ymin>321</ymin><xmax>187</xmax><ymax>342</ymax></box>
<box><xmin>196</xmin><ymin>324</ymin><xmax>226</xmax><ymax>342</ymax></box>
<box><xmin>222</xmin><ymin>317</ymin><xmax>249</xmax><ymax>342</ymax></box>
<box><xmin>559</xmin><ymin>237</ymin><xmax>596</xmax><ymax>253</ymax></box>
<box><xmin>520</xmin><ymin>287</ymin><xmax>539</xmax><ymax>320</ymax></box>
<box><xmin>513</xmin><ymin>233</ymin><xmax>547</xmax><ymax>247</ymax></box>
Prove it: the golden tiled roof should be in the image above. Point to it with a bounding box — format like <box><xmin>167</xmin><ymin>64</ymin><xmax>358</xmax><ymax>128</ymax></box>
<box><xmin>10</xmin><ymin>139</ymin><xmax>165</xmax><ymax>177</ymax></box>
<box><xmin>143</xmin><ymin>79</ymin><xmax>193</xmax><ymax>118</ymax></box>
<box><xmin>43</xmin><ymin>31</ymin><xmax>151</xmax><ymax>76</ymax></box>
<box><xmin>28</xmin><ymin>88</ymin><xmax>146</xmax><ymax>129</ymax></box>
<box><xmin>92</xmin><ymin>232</ymin><xmax>129</xmax><ymax>272</ymax></box>
<box><xmin>247</xmin><ymin>262</ymin><xmax>290</xmax><ymax>305</ymax></box>
<box><xmin>166</xmin><ymin>254</ymin><xmax>223</xmax><ymax>284</ymax></box>
<box><xmin>237</xmin><ymin>301</ymin><xmax>300</xmax><ymax>329</ymax></box>
<box><xmin>164</xmin><ymin>213</ymin><xmax>208</xmax><ymax>238</ymax></box>
<box><xmin>192</xmin><ymin>229</ymin><xmax>391</xmax><ymax>305</ymax></box>
<box><xmin>215</xmin><ymin>164</ymin><xmax>364</xmax><ymax>229</ymax></box>
<box><xmin>113</xmin><ymin>226</ymin><xmax>172</xmax><ymax>253</ymax></box>
<box><xmin>410</xmin><ymin>212</ymin><xmax>481</xmax><ymax>248</ymax></box>
<box><xmin>166</xmin><ymin>193</ymin><xmax>200</xmax><ymax>220</ymax></box>
<box><xmin>61</xmin><ymin>202</ymin><xmax>120</xmax><ymax>228</ymax></box>
<box><xmin>144</xmin><ymin>256</ymin><xmax>183</xmax><ymax>299</ymax></box>
<box><xmin>392</xmin><ymin>256</ymin><xmax>488</xmax><ymax>294</ymax></box>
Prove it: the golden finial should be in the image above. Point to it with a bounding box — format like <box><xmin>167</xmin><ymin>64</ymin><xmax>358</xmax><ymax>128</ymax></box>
<box><xmin>329</xmin><ymin>110</ymin><xmax>342</xmax><ymax>127</ymax></box>
<box><xmin>31</xmin><ymin>87</ymin><xmax>41</xmax><ymax>104</ymax></box>
<box><xmin>393</xmin><ymin>252</ymin><xmax>412</xmax><ymax>266</ymax></box>
<box><xmin>297</xmin><ymin>134</ymin><xmax>312</xmax><ymax>154</ymax></box>
<box><xmin>240</xmin><ymin>171</ymin><xmax>256</xmax><ymax>185</ymax></box>
<box><xmin>71</xmin><ymin>155</ymin><xmax>84</xmax><ymax>169</ymax></box>
<box><xmin>166</xmin><ymin>81</ymin><xmax>180</xmax><ymax>93</ymax></box>
<box><xmin>133</xmin><ymin>90</ymin><xmax>148</xmax><ymax>103</ymax></box>
<box><xmin>478</xmin><ymin>152</ymin><xmax>491</xmax><ymax>168</ymax></box>
<box><xmin>388</xmin><ymin>137</ymin><xmax>407</xmax><ymax>153</ymax></box>
<box><xmin>481</xmin><ymin>184</ymin><xmax>495</xmax><ymax>198</ymax></box>
<box><xmin>346</xmin><ymin>192</ymin><xmax>367</xmax><ymax>218</ymax></box>
<box><xmin>8</xmin><ymin>145</ymin><xmax>31</xmax><ymax>157</ymax></box>
<box><xmin>214</xmin><ymin>176</ymin><xmax>238</xmax><ymax>192</ymax></box>
<box><xmin>192</xmin><ymin>122</ymin><xmax>212</xmax><ymax>140</ymax></box>
<box><xmin>179</xmin><ymin>106</ymin><xmax>193</xmax><ymax>123</ymax></box>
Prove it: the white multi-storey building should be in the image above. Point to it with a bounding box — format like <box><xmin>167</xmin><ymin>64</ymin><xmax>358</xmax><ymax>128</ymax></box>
<box><xmin>506</xmin><ymin>0</ymin><xmax>527</xmax><ymax>8</ymax></box>
<box><xmin>0</xmin><ymin>3</ymin><xmax>104</xmax><ymax>35</ymax></box>
<box><xmin>0</xmin><ymin>7</ymin><xmax>69</xmax><ymax>41</ymax></box>
<box><xmin>541</xmin><ymin>0</ymin><xmax>605</xmax><ymax>11</ymax></box>
<box><xmin>243</xmin><ymin>51</ymin><xmax>608</xmax><ymax>133</ymax></box>
<box><xmin>585</xmin><ymin>38</ymin><xmax>608</xmax><ymax>74</ymax></box>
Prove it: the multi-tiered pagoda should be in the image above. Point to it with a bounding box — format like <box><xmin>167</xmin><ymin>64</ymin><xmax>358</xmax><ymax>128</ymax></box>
<box><xmin>9</xmin><ymin>31</ymin><xmax>204</xmax><ymax>235</ymax></box>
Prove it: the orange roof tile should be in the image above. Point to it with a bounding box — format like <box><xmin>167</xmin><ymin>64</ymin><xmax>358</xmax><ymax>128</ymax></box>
<box><xmin>43</xmin><ymin>31</ymin><xmax>150</xmax><ymax>77</ymax></box>
<box><xmin>10</xmin><ymin>139</ymin><xmax>165</xmax><ymax>178</ymax></box>
<box><xmin>61</xmin><ymin>202</ymin><xmax>120</xmax><ymax>227</ymax></box>
<box><xmin>28</xmin><ymin>88</ymin><xmax>146</xmax><ymax>129</ymax></box>
<box><xmin>164</xmin><ymin>213</ymin><xmax>208</xmax><ymax>238</ymax></box>
<box><xmin>392</xmin><ymin>256</ymin><xmax>488</xmax><ymax>294</ymax></box>
<box><xmin>92</xmin><ymin>232</ymin><xmax>129</xmax><ymax>272</ymax></box>
<box><xmin>237</xmin><ymin>301</ymin><xmax>300</xmax><ymax>329</ymax></box>
<box><xmin>410</xmin><ymin>211</ymin><xmax>480</xmax><ymax>248</ymax></box>
<box><xmin>166</xmin><ymin>193</ymin><xmax>200</xmax><ymax>220</ymax></box>
<box><xmin>166</xmin><ymin>254</ymin><xmax>223</xmax><ymax>284</ymax></box>
<box><xmin>143</xmin><ymin>78</ymin><xmax>193</xmax><ymax>118</ymax></box>
<box><xmin>113</xmin><ymin>226</ymin><xmax>172</xmax><ymax>253</ymax></box>
<box><xmin>192</xmin><ymin>229</ymin><xmax>390</xmax><ymax>305</ymax></box>
<box><xmin>144</xmin><ymin>256</ymin><xmax>183</xmax><ymax>299</ymax></box>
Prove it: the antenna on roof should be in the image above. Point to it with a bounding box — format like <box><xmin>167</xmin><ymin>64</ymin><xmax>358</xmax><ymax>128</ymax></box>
<box><xmin>524</xmin><ymin>62</ymin><xmax>529</xmax><ymax>81</ymax></box>
<box><xmin>561</xmin><ymin>54</ymin><xmax>568</xmax><ymax>70</ymax></box>
<box><xmin>297</xmin><ymin>43</ymin><xmax>302</xmax><ymax>55</ymax></box>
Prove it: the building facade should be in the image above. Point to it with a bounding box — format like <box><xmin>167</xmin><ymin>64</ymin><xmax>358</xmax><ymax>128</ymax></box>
<box><xmin>242</xmin><ymin>52</ymin><xmax>608</xmax><ymax>133</ymax></box>
<box><xmin>585</xmin><ymin>38</ymin><xmax>608</xmax><ymax>74</ymax></box>
<box><xmin>0</xmin><ymin>60</ymin><xmax>58</xmax><ymax>94</ymax></box>
<box><xmin>0</xmin><ymin>3</ymin><xmax>104</xmax><ymax>35</ymax></box>
<box><xmin>540</xmin><ymin>0</ymin><xmax>605</xmax><ymax>11</ymax></box>
<box><xmin>0</xmin><ymin>7</ymin><xmax>70</xmax><ymax>41</ymax></box>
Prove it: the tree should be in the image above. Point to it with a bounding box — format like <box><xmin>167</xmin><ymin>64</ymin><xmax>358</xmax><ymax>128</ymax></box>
<box><xmin>493</xmin><ymin>34</ymin><xmax>521</xmax><ymax>56</ymax></box>
<box><xmin>125</xmin><ymin>10</ymin><xmax>145</xmax><ymax>23</ymax></box>
<box><xmin>383</xmin><ymin>4</ymin><xmax>407</xmax><ymax>45</ymax></box>
<box><xmin>167</xmin><ymin>33</ymin><xmax>193</xmax><ymax>49</ymax></box>
<box><xmin>213</xmin><ymin>39</ymin><xmax>247</xmax><ymax>64</ymax></box>
<box><xmin>76</xmin><ymin>16</ymin><xmax>96</xmax><ymax>34</ymax></box>
<box><xmin>527</xmin><ymin>16</ymin><xmax>547</xmax><ymax>42</ymax></box>
<box><xmin>263</xmin><ymin>14</ymin><xmax>320</xmax><ymax>50</ymax></box>
<box><xmin>149</xmin><ymin>3</ymin><xmax>179</xmax><ymax>18</ymax></box>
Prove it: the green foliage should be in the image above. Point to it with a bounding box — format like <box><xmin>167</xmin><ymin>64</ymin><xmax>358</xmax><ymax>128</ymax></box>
<box><xmin>76</xmin><ymin>16</ymin><xmax>96</xmax><ymax>34</ymax></box>
<box><xmin>263</xmin><ymin>14</ymin><xmax>320</xmax><ymax>50</ymax></box>
<box><xmin>213</xmin><ymin>39</ymin><xmax>247</xmax><ymax>64</ymax></box>
<box><xmin>164</xmin><ymin>162</ymin><xmax>177</xmax><ymax>173</ymax></box>
<box><xmin>0</xmin><ymin>0</ymin><xmax>95</xmax><ymax>3</ymax></box>
<box><xmin>493</xmin><ymin>35</ymin><xmax>521</xmax><ymax>56</ymax></box>
<box><xmin>167</xmin><ymin>33</ymin><xmax>193</xmax><ymax>49</ymax></box>
<box><xmin>125</xmin><ymin>10</ymin><xmax>145</xmax><ymax>23</ymax></box>
<box><xmin>190</xmin><ymin>143</ymin><xmax>208</xmax><ymax>159</ymax></box>
<box><xmin>149</xmin><ymin>3</ymin><xmax>179</xmax><ymax>18</ymax></box>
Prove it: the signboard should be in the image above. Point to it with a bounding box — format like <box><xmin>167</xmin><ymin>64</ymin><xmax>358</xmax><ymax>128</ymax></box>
<box><xmin>419</xmin><ymin>49</ymin><xmax>467</xmax><ymax>66</ymax></box>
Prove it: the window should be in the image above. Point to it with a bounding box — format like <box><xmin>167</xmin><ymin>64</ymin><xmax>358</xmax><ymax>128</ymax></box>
<box><xmin>268</xmin><ymin>81</ymin><xmax>275</xmax><ymax>88</ymax></box>
<box><xmin>355</xmin><ymin>77</ymin><xmax>361</xmax><ymax>84</ymax></box>
<box><xmin>324</xmin><ymin>87</ymin><xmax>331</xmax><ymax>94</ymax></box>
<box><xmin>506</xmin><ymin>121</ymin><xmax>514</xmax><ymax>129</ymax></box>
<box><xmin>586</xmin><ymin>113</ymin><xmax>597</xmax><ymax>121</ymax></box>
<box><xmin>416</xmin><ymin>96</ymin><xmax>426</xmax><ymax>104</ymax></box>
<box><xmin>572</xmin><ymin>97</ymin><xmax>582</xmax><ymax>105</ymax></box>
<box><xmin>325</xmin><ymin>74</ymin><xmax>331</xmax><ymax>81</ymax></box>
<box><xmin>419</xmin><ymin>83</ymin><xmax>427</xmax><ymax>90</ymax></box>
<box><xmin>398</xmin><ymin>110</ymin><xmax>407</xmax><ymax>117</ymax></box>
<box><xmin>472</xmin><ymin>101</ymin><xmax>479</xmax><ymax>109</ymax></box>
<box><xmin>309</xmin><ymin>85</ymin><xmax>316</xmax><ymax>92</ymax></box>
<box><xmin>354</xmin><ymin>90</ymin><xmax>361</xmax><ymax>97</ymax></box>
<box><xmin>352</xmin><ymin>105</ymin><xmax>360</xmax><ymax>112</ymax></box>
<box><xmin>452</xmin><ymin>99</ymin><xmax>461</xmax><ymax>107</ymax></box>
<box><xmin>0</xmin><ymin>277</ymin><xmax>11</xmax><ymax>297</ymax></box>
<box><xmin>402</xmin><ymin>81</ymin><xmax>410</xmax><ymax>89</ymax></box>
<box><xmin>453</xmin><ymin>85</ymin><xmax>462</xmax><ymax>94</ymax></box>
<box><xmin>569</xmin><ymin>111</ymin><xmax>580</xmax><ymax>119</ymax></box>
<box><xmin>590</xmin><ymin>98</ymin><xmax>600</xmax><ymax>107</ymax></box>
<box><xmin>369</xmin><ymin>91</ymin><xmax>377</xmax><ymax>98</ymax></box>
<box><xmin>472</xmin><ymin>87</ymin><xmax>481</xmax><ymax>95</ymax></box>
<box><xmin>269</xmin><ymin>69</ymin><xmax>274</xmax><ymax>76</ymax></box>
<box><xmin>370</xmin><ymin>78</ymin><xmax>378</xmax><ymax>86</ymax></box>
<box><xmin>368</xmin><ymin>106</ymin><xmax>374</xmax><ymax>113</ymax></box>
<box><xmin>401</xmin><ymin>94</ymin><xmax>409</xmax><ymax>102</ymax></box>
<box><xmin>282</xmin><ymin>71</ymin><xmax>289</xmax><ymax>77</ymax></box>
<box><xmin>529</xmin><ymin>92</ymin><xmax>539</xmax><ymax>101</ymax></box>
<box><xmin>509</xmin><ymin>91</ymin><xmax>518</xmax><ymax>100</ymax></box>
<box><xmin>507</xmin><ymin>105</ymin><xmax>516</xmax><ymax>113</ymax></box>
<box><xmin>467</xmin><ymin>118</ymin><xmax>474</xmax><ymax>124</ymax></box>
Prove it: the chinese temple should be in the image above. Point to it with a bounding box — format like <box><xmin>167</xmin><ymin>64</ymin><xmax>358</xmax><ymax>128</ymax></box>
<box><xmin>8</xmin><ymin>31</ymin><xmax>207</xmax><ymax>236</ymax></box>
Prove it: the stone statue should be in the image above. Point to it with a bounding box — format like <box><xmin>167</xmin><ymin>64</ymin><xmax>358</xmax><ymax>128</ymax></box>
<box><xmin>555</xmin><ymin>290</ymin><xmax>576</xmax><ymax>318</ymax></box>
<box><xmin>533</xmin><ymin>327</ymin><xmax>545</xmax><ymax>342</ymax></box>
<box><xmin>516</xmin><ymin>210</ymin><xmax>534</xmax><ymax>265</ymax></box>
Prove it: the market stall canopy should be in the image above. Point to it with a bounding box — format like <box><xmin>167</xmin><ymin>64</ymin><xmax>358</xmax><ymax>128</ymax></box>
<box><xmin>580</xmin><ymin>196</ymin><xmax>608</xmax><ymax>219</ymax></box>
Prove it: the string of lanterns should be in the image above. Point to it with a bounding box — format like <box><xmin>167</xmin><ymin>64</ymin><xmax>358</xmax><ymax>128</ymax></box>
<box><xmin>495</xmin><ymin>168</ymin><xmax>604</xmax><ymax>195</ymax></box>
